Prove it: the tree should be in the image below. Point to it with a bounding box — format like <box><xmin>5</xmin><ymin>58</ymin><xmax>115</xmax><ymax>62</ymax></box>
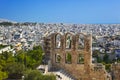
<box><xmin>0</xmin><ymin>71</ymin><xmax>8</xmax><ymax>80</ymax></box>
<box><xmin>97</xmin><ymin>56</ymin><xmax>102</xmax><ymax>63</ymax></box>
<box><xmin>1</xmin><ymin>51</ymin><xmax>15</xmax><ymax>63</ymax></box>
<box><xmin>24</xmin><ymin>70</ymin><xmax>56</xmax><ymax>80</ymax></box>
<box><xmin>103</xmin><ymin>54</ymin><xmax>109</xmax><ymax>63</ymax></box>
<box><xmin>66</xmin><ymin>53</ymin><xmax>72</xmax><ymax>63</ymax></box>
<box><xmin>4</xmin><ymin>62</ymin><xmax>25</xmax><ymax>79</ymax></box>
<box><xmin>30</xmin><ymin>50</ymin><xmax>43</xmax><ymax>62</ymax></box>
<box><xmin>105</xmin><ymin>63</ymin><xmax>111</xmax><ymax>72</ymax></box>
<box><xmin>0</xmin><ymin>45</ymin><xmax>49</xmax><ymax>80</ymax></box>
<box><xmin>24</xmin><ymin>70</ymin><xmax>42</xmax><ymax>80</ymax></box>
<box><xmin>26</xmin><ymin>45</ymin><xmax>43</xmax><ymax>69</ymax></box>
<box><xmin>0</xmin><ymin>65</ymin><xmax>8</xmax><ymax>80</ymax></box>
<box><xmin>92</xmin><ymin>50</ymin><xmax>100</xmax><ymax>57</ymax></box>
<box><xmin>42</xmin><ymin>74</ymin><xmax>56</xmax><ymax>80</ymax></box>
<box><xmin>15</xmin><ymin>52</ymin><xmax>25</xmax><ymax>64</ymax></box>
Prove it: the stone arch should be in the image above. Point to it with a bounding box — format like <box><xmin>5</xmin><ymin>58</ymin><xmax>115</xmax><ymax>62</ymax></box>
<box><xmin>77</xmin><ymin>53</ymin><xmax>84</xmax><ymax>64</ymax></box>
<box><xmin>55</xmin><ymin>33</ymin><xmax>62</xmax><ymax>48</ymax></box>
<box><xmin>55</xmin><ymin>53</ymin><xmax>61</xmax><ymax>63</ymax></box>
<box><xmin>65</xmin><ymin>52</ymin><xmax>72</xmax><ymax>64</ymax></box>
<box><xmin>76</xmin><ymin>33</ymin><xmax>86</xmax><ymax>49</ymax></box>
<box><xmin>65</xmin><ymin>32</ymin><xmax>73</xmax><ymax>49</ymax></box>
<box><xmin>78</xmin><ymin>34</ymin><xmax>85</xmax><ymax>49</ymax></box>
<box><xmin>85</xmin><ymin>37</ymin><xmax>91</xmax><ymax>52</ymax></box>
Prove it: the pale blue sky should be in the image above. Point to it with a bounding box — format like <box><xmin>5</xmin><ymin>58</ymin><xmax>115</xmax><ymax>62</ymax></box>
<box><xmin>0</xmin><ymin>0</ymin><xmax>120</xmax><ymax>23</ymax></box>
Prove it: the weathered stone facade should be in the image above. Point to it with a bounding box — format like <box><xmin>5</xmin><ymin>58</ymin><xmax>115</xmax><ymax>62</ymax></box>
<box><xmin>44</xmin><ymin>32</ymin><xmax>110</xmax><ymax>80</ymax></box>
<box><xmin>111</xmin><ymin>63</ymin><xmax>120</xmax><ymax>80</ymax></box>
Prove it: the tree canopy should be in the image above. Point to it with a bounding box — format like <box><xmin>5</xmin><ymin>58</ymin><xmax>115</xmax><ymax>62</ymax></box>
<box><xmin>0</xmin><ymin>45</ymin><xmax>56</xmax><ymax>80</ymax></box>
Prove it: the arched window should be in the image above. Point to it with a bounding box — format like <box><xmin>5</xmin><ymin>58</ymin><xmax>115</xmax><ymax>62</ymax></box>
<box><xmin>66</xmin><ymin>52</ymin><xmax>72</xmax><ymax>64</ymax></box>
<box><xmin>78</xmin><ymin>54</ymin><xmax>84</xmax><ymax>64</ymax></box>
<box><xmin>55</xmin><ymin>53</ymin><xmax>61</xmax><ymax>63</ymax></box>
<box><xmin>56</xmin><ymin>34</ymin><xmax>61</xmax><ymax>48</ymax></box>
<box><xmin>66</xmin><ymin>34</ymin><xmax>72</xmax><ymax>49</ymax></box>
<box><xmin>78</xmin><ymin>34</ymin><xmax>84</xmax><ymax>49</ymax></box>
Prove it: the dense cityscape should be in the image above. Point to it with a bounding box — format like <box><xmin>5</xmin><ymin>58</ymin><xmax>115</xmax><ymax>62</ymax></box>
<box><xmin>0</xmin><ymin>19</ymin><xmax>120</xmax><ymax>80</ymax></box>
<box><xmin>0</xmin><ymin>0</ymin><xmax>120</xmax><ymax>79</ymax></box>
<box><xmin>0</xmin><ymin>20</ymin><xmax>120</xmax><ymax>51</ymax></box>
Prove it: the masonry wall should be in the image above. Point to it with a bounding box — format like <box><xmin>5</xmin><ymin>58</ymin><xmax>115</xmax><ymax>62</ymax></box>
<box><xmin>111</xmin><ymin>63</ymin><xmax>120</xmax><ymax>80</ymax></box>
<box><xmin>45</xmin><ymin>32</ymin><xmax>109</xmax><ymax>80</ymax></box>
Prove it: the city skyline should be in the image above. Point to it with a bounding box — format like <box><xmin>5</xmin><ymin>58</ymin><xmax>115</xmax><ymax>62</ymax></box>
<box><xmin>0</xmin><ymin>0</ymin><xmax>120</xmax><ymax>24</ymax></box>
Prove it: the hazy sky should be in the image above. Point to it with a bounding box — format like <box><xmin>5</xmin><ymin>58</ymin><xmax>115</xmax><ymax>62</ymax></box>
<box><xmin>0</xmin><ymin>0</ymin><xmax>120</xmax><ymax>23</ymax></box>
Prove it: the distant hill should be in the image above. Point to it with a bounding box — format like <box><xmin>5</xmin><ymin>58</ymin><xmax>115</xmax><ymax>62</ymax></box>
<box><xmin>0</xmin><ymin>18</ymin><xmax>120</xmax><ymax>27</ymax></box>
<box><xmin>0</xmin><ymin>18</ymin><xmax>38</xmax><ymax>26</ymax></box>
<box><xmin>0</xmin><ymin>18</ymin><xmax>17</xmax><ymax>23</ymax></box>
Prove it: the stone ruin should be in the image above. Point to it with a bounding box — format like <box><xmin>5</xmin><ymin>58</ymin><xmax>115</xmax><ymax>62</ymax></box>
<box><xmin>44</xmin><ymin>32</ymin><xmax>111</xmax><ymax>80</ymax></box>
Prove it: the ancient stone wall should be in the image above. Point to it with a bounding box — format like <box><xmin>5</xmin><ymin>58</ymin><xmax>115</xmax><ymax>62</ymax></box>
<box><xmin>111</xmin><ymin>63</ymin><xmax>120</xmax><ymax>80</ymax></box>
<box><xmin>44</xmin><ymin>32</ymin><xmax>109</xmax><ymax>80</ymax></box>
